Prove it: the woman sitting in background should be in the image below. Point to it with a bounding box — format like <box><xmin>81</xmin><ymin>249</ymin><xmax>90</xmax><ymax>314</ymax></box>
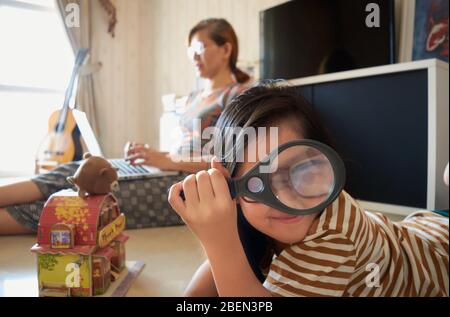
<box><xmin>0</xmin><ymin>18</ymin><xmax>249</xmax><ymax>235</ymax></box>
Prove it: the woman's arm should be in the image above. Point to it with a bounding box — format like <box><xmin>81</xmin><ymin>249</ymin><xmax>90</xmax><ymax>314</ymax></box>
<box><xmin>184</xmin><ymin>260</ymin><xmax>218</xmax><ymax>297</ymax></box>
<box><xmin>124</xmin><ymin>142</ymin><xmax>209</xmax><ymax>173</ymax></box>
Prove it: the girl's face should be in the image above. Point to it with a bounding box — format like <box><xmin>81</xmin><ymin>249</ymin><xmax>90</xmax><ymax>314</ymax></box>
<box><xmin>234</xmin><ymin>120</ymin><xmax>321</xmax><ymax>246</ymax></box>
<box><xmin>188</xmin><ymin>30</ymin><xmax>232</xmax><ymax>80</ymax></box>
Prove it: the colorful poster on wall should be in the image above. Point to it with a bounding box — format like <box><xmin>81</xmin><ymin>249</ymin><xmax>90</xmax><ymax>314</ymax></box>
<box><xmin>413</xmin><ymin>0</ymin><xmax>449</xmax><ymax>62</ymax></box>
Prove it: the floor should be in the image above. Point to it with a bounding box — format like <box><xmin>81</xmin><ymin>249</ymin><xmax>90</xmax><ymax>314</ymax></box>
<box><xmin>0</xmin><ymin>176</ymin><xmax>405</xmax><ymax>297</ymax></box>
<box><xmin>0</xmin><ymin>226</ymin><xmax>206</xmax><ymax>297</ymax></box>
<box><xmin>0</xmin><ymin>176</ymin><xmax>208</xmax><ymax>297</ymax></box>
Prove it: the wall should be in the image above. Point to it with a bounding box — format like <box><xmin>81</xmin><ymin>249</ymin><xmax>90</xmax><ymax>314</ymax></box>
<box><xmin>90</xmin><ymin>0</ymin><xmax>287</xmax><ymax>158</ymax></box>
<box><xmin>91</xmin><ymin>0</ymin><xmax>413</xmax><ymax>158</ymax></box>
<box><xmin>90</xmin><ymin>0</ymin><xmax>145</xmax><ymax>158</ymax></box>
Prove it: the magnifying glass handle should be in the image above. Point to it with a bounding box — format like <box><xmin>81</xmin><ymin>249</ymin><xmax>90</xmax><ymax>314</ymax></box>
<box><xmin>172</xmin><ymin>178</ymin><xmax>236</xmax><ymax>201</ymax></box>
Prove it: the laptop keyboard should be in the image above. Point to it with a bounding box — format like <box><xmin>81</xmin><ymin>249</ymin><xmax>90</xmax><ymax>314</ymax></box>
<box><xmin>109</xmin><ymin>159</ymin><xmax>150</xmax><ymax>176</ymax></box>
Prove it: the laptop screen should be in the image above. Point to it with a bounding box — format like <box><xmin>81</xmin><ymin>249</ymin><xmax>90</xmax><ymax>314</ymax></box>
<box><xmin>72</xmin><ymin>109</ymin><xmax>103</xmax><ymax>157</ymax></box>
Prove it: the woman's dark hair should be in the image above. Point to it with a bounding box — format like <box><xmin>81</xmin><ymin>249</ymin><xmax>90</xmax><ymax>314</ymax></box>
<box><xmin>212</xmin><ymin>82</ymin><xmax>336</xmax><ymax>282</ymax></box>
<box><xmin>188</xmin><ymin>18</ymin><xmax>250</xmax><ymax>84</ymax></box>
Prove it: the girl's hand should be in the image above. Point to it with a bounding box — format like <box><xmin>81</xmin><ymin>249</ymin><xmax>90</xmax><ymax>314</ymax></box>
<box><xmin>168</xmin><ymin>158</ymin><xmax>238</xmax><ymax>247</ymax></box>
<box><xmin>124</xmin><ymin>141</ymin><xmax>175</xmax><ymax>170</ymax></box>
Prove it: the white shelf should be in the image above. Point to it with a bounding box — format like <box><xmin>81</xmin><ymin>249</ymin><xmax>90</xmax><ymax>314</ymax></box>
<box><xmin>287</xmin><ymin>59</ymin><xmax>448</xmax><ymax>86</ymax></box>
<box><xmin>288</xmin><ymin>59</ymin><xmax>449</xmax><ymax>217</ymax></box>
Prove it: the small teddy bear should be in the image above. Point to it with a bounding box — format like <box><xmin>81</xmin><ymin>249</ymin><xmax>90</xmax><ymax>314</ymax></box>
<box><xmin>67</xmin><ymin>153</ymin><xmax>119</xmax><ymax>198</ymax></box>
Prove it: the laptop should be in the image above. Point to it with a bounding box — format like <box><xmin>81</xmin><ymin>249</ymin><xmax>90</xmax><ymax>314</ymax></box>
<box><xmin>72</xmin><ymin>109</ymin><xmax>180</xmax><ymax>180</ymax></box>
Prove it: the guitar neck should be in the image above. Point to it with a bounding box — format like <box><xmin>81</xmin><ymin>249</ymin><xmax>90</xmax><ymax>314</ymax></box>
<box><xmin>62</xmin><ymin>66</ymin><xmax>80</xmax><ymax>109</ymax></box>
<box><xmin>56</xmin><ymin>48</ymin><xmax>89</xmax><ymax>132</ymax></box>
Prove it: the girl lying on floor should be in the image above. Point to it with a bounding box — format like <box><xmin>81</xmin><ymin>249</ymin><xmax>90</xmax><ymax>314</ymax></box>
<box><xmin>168</xmin><ymin>83</ymin><xmax>449</xmax><ymax>297</ymax></box>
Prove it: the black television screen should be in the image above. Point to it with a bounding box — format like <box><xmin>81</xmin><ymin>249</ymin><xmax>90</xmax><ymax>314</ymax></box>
<box><xmin>260</xmin><ymin>0</ymin><xmax>396</xmax><ymax>80</ymax></box>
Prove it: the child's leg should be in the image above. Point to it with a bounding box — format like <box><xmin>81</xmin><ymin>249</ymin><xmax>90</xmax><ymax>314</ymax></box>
<box><xmin>0</xmin><ymin>181</ymin><xmax>44</xmax><ymax>207</ymax></box>
<box><xmin>0</xmin><ymin>162</ymin><xmax>80</xmax><ymax>235</ymax></box>
<box><xmin>0</xmin><ymin>208</ymin><xmax>34</xmax><ymax>235</ymax></box>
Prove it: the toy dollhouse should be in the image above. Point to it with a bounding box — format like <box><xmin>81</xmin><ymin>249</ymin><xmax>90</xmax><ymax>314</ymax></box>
<box><xmin>31</xmin><ymin>189</ymin><xmax>128</xmax><ymax>297</ymax></box>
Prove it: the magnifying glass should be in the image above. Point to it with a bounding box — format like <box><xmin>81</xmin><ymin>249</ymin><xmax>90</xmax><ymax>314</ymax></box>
<box><xmin>177</xmin><ymin>140</ymin><xmax>346</xmax><ymax>216</ymax></box>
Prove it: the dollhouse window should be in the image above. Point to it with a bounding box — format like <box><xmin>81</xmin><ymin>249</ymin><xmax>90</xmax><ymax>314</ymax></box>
<box><xmin>50</xmin><ymin>223</ymin><xmax>74</xmax><ymax>249</ymax></box>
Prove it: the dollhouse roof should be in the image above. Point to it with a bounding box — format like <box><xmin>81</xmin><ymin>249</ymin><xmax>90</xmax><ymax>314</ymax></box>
<box><xmin>36</xmin><ymin>189</ymin><xmax>118</xmax><ymax>246</ymax></box>
<box><xmin>31</xmin><ymin>234</ymin><xmax>129</xmax><ymax>256</ymax></box>
<box><xmin>30</xmin><ymin>243</ymin><xmax>97</xmax><ymax>255</ymax></box>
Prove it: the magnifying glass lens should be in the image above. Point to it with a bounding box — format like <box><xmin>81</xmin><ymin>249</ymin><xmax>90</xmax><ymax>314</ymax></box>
<box><xmin>269</xmin><ymin>145</ymin><xmax>334</xmax><ymax>210</ymax></box>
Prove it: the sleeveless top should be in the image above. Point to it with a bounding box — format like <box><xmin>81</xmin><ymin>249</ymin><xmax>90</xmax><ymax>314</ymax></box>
<box><xmin>175</xmin><ymin>82</ymin><xmax>248</xmax><ymax>159</ymax></box>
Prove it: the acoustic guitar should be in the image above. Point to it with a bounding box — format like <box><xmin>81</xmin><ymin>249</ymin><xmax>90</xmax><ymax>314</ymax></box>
<box><xmin>35</xmin><ymin>49</ymin><xmax>89</xmax><ymax>174</ymax></box>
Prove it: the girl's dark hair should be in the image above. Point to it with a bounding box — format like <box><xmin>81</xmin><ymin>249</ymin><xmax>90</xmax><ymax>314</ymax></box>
<box><xmin>188</xmin><ymin>18</ymin><xmax>250</xmax><ymax>84</ymax></box>
<box><xmin>214</xmin><ymin>81</ymin><xmax>336</xmax><ymax>176</ymax></box>
<box><xmin>212</xmin><ymin>82</ymin><xmax>336</xmax><ymax>283</ymax></box>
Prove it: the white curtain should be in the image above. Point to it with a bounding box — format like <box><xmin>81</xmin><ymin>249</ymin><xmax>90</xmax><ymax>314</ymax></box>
<box><xmin>55</xmin><ymin>0</ymin><xmax>102</xmax><ymax>138</ymax></box>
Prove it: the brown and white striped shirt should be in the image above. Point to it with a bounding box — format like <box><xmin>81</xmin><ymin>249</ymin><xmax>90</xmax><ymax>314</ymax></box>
<box><xmin>263</xmin><ymin>191</ymin><xmax>449</xmax><ymax>297</ymax></box>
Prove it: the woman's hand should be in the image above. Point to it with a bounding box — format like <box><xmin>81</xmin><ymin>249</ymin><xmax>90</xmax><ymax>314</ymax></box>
<box><xmin>124</xmin><ymin>141</ymin><xmax>175</xmax><ymax>170</ymax></box>
<box><xmin>168</xmin><ymin>158</ymin><xmax>239</xmax><ymax>248</ymax></box>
